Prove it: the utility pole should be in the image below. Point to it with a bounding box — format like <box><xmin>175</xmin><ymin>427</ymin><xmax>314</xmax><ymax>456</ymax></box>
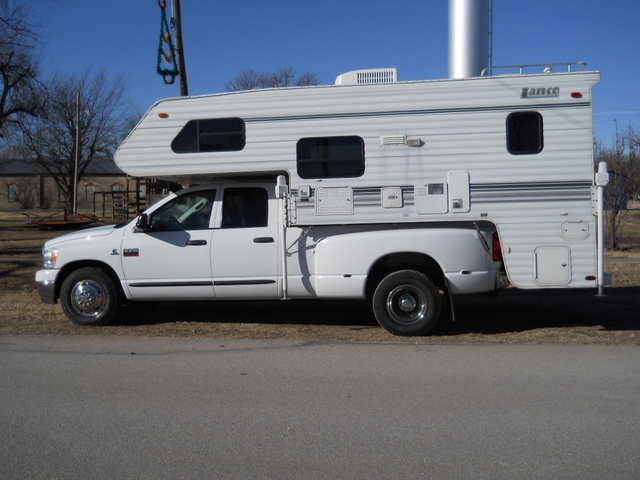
<box><xmin>171</xmin><ymin>0</ymin><xmax>189</xmax><ymax>96</ymax></box>
<box><xmin>73</xmin><ymin>91</ymin><xmax>80</xmax><ymax>214</ymax></box>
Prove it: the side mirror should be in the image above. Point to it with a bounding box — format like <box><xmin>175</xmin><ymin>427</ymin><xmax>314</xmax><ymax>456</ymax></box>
<box><xmin>136</xmin><ymin>213</ymin><xmax>149</xmax><ymax>230</ymax></box>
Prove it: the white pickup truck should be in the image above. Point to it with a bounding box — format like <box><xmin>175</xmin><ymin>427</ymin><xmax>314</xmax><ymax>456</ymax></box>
<box><xmin>36</xmin><ymin>179</ymin><xmax>508</xmax><ymax>336</ymax></box>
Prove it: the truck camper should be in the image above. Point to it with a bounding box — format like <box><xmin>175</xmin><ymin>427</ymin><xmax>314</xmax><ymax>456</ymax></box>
<box><xmin>35</xmin><ymin>63</ymin><xmax>610</xmax><ymax>335</ymax></box>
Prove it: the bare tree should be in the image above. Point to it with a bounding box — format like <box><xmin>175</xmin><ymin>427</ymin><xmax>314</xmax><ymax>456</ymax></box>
<box><xmin>11</xmin><ymin>69</ymin><xmax>134</xmax><ymax>210</ymax></box>
<box><xmin>625</xmin><ymin>127</ymin><xmax>640</xmax><ymax>196</ymax></box>
<box><xmin>225</xmin><ymin>67</ymin><xmax>319</xmax><ymax>91</ymax></box>
<box><xmin>595</xmin><ymin>125</ymin><xmax>640</xmax><ymax>250</ymax></box>
<box><xmin>0</xmin><ymin>0</ymin><xmax>41</xmax><ymax>136</ymax></box>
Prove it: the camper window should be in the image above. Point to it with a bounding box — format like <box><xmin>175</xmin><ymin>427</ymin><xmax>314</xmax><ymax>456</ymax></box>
<box><xmin>507</xmin><ymin>112</ymin><xmax>543</xmax><ymax>155</ymax></box>
<box><xmin>171</xmin><ymin>118</ymin><xmax>245</xmax><ymax>153</ymax></box>
<box><xmin>296</xmin><ymin>136</ymin><xmax>365</xmax><ymax>179</ymax></box>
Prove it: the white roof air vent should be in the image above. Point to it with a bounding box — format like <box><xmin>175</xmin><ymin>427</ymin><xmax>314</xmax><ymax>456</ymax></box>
<box><xmin>335</xmin><ymin>68</ymin><xmax>398</xmax><ymax>85</ymax></box>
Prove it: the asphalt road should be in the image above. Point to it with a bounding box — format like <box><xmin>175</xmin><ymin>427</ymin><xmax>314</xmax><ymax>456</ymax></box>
<box><xmin>1</xmin><ymin>336</ymin><xmax>639</xmax><ymax>479</ymax></box>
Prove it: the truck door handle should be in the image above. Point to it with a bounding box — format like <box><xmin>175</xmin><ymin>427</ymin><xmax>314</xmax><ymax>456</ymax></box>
<box><xmin>186</xmin><ymin>240</ymin><xmax>207</xmax><ymax>246</ymax></box>
<box><xmin>253</xmin><ymin>237</ymin><xmax>274</xmax><ymax>243</ymax></box>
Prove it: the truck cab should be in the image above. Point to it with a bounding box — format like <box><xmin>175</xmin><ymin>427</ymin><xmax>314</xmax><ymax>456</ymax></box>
<box><xmin>123</xmin><ymin>182</ymin><xmax>280</xmax><ymax>300</ymax></box>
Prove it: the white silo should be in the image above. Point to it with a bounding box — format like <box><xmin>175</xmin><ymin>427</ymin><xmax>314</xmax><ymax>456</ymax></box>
<box><xmin>448</xmin><ymin>0</ymin><xmax>492</xmax><ymax>79</ymax></box>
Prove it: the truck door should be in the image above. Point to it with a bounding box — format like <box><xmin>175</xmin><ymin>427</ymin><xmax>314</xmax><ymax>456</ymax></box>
<box><xmin>210</xmin><ymin>185</ymin><xmax>279</xmax><ymax>298</ymax></box>
<box><xmin>120</xmin><ymin>188</ymin><xmax>217</xmax><ymax>300</ymax></box>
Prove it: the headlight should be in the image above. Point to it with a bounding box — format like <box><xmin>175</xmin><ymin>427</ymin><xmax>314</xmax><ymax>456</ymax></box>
<box><xmin>43</xmin><ymin>248</ymin><xmax>59</xmax><ymax>269</ymax></box>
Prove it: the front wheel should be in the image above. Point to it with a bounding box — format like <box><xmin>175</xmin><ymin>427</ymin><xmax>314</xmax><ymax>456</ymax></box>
<box><xmin>372</xmin><ymin>270</ymin><xmax>441</xmax><ymax>336</ymax></box>
<box><xmin>60</xmin><ymin>267</ymin><xmax>121</xmax><ymax>326</ymax></box>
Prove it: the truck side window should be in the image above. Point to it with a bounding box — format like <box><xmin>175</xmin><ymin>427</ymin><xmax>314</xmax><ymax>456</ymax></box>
<box><xmin>148</xmin><ymin>190</ymin><xmax>216</xmax><ymax>231</ymax></box>
<box><xmin>221</xmin><ymin>187</ymin><xmax>268</xmax><ymax>229</ymax></box>
<box><xmin>171</xmin><ymin>118</ymin><xmax>245</xmax><ymax>153</ymax></box>
<box><xmin>296</xmin><ymin>136</ymin><xmax>365</xmax><ymax>178</ymax></box>
<box><xmin>507</xmin><ymin>112</ymin><xmax>543</xmax><ymax>155</ymax></box>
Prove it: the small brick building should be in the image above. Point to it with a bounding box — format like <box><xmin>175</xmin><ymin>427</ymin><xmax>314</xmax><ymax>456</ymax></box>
<box><xmin>1</xmin><ymin>158</ymin><xmax>146</xmax><ymax>218</ymax></box>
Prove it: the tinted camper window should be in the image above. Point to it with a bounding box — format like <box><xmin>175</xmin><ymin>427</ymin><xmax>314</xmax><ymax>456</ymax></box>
<box><xmin>172</xmin><ymin>118</ymin><xmax>245</xmax><ymax>153</ymax></box>
<box><xmin>296</xmin><ymin>136</ymin><xmax>365</xmax><ymax>179</ymax></box>
<box><xmin>507</xmin><ymin>112</ymin><xmax>543</xmax><ymax>155</ymax></box>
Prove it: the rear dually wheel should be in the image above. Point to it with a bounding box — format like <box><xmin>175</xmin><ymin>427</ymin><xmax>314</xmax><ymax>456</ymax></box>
<box><xmin>372</xmin><ymin>270</ymin><xmax>442</xmax><ymax>336</ymax></box>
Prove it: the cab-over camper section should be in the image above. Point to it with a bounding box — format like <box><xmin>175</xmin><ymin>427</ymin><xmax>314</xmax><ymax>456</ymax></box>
<box><xmin>115</xmin><ymin>67</ymin><xmax>602</xmax><ymax>291</ymax></box>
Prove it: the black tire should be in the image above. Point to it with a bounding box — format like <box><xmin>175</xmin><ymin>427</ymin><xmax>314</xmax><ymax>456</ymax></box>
<box><xmin>372</xmin><ymin>270</ymin><xmax>441</xmax><ymax>336</ymax></box>
<box><xmin>60</xmin><ymin>267</ymin><xmax>122</xmax><ymax>326</ymax></box>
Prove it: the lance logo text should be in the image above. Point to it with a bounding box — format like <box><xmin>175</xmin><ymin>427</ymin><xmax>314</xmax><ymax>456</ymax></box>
<box><xmin>521</xmin><ymin>86</ymin><xmax>560</xmax><ymax>99</ymax></box>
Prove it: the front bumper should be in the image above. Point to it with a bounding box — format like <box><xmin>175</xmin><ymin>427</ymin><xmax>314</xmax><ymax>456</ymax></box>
<box><xmin>35</xmin><ymin>269</ymin><xmax>59</xmax><ymax>304</ymax></box>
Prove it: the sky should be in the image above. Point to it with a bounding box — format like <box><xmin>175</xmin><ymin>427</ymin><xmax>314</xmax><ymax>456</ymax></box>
<box><xmin>34</xmin><ymin>0</ymin><xmax>640</xmax><ymax>146</ymax></box>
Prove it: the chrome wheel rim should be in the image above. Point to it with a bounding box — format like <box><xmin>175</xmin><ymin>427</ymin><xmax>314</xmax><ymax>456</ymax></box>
<box><xmin>70</xmin><ymin>280</ymin><xmax>105</xmax><ymax>317</ymax></box>
<box><xmin>385</xmin><ymin>284</ymin><xmax>428</xmax><ymax>325</ymax></box>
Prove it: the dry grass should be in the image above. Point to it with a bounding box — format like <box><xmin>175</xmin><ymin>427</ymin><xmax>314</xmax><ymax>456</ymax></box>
<box><xmin>2</xmin><ymin>209</ymin><xmax>640</xmax><ymax>344</ymax></box>
<box><xmin>0</xmin><ymin>224</ymin><xmax>66</xmax><ymax>258</ymax></box>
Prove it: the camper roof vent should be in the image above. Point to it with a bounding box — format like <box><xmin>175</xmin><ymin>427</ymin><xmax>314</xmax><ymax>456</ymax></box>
<box><xmin>380</xmin><ymin>134</ymin><xmax>407</xmax><ymax>146</ymax></box>
<box><xmin>335</xmin><ymin>68</ymin><xmax>398</xmax><ymax>85</ymax></box>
